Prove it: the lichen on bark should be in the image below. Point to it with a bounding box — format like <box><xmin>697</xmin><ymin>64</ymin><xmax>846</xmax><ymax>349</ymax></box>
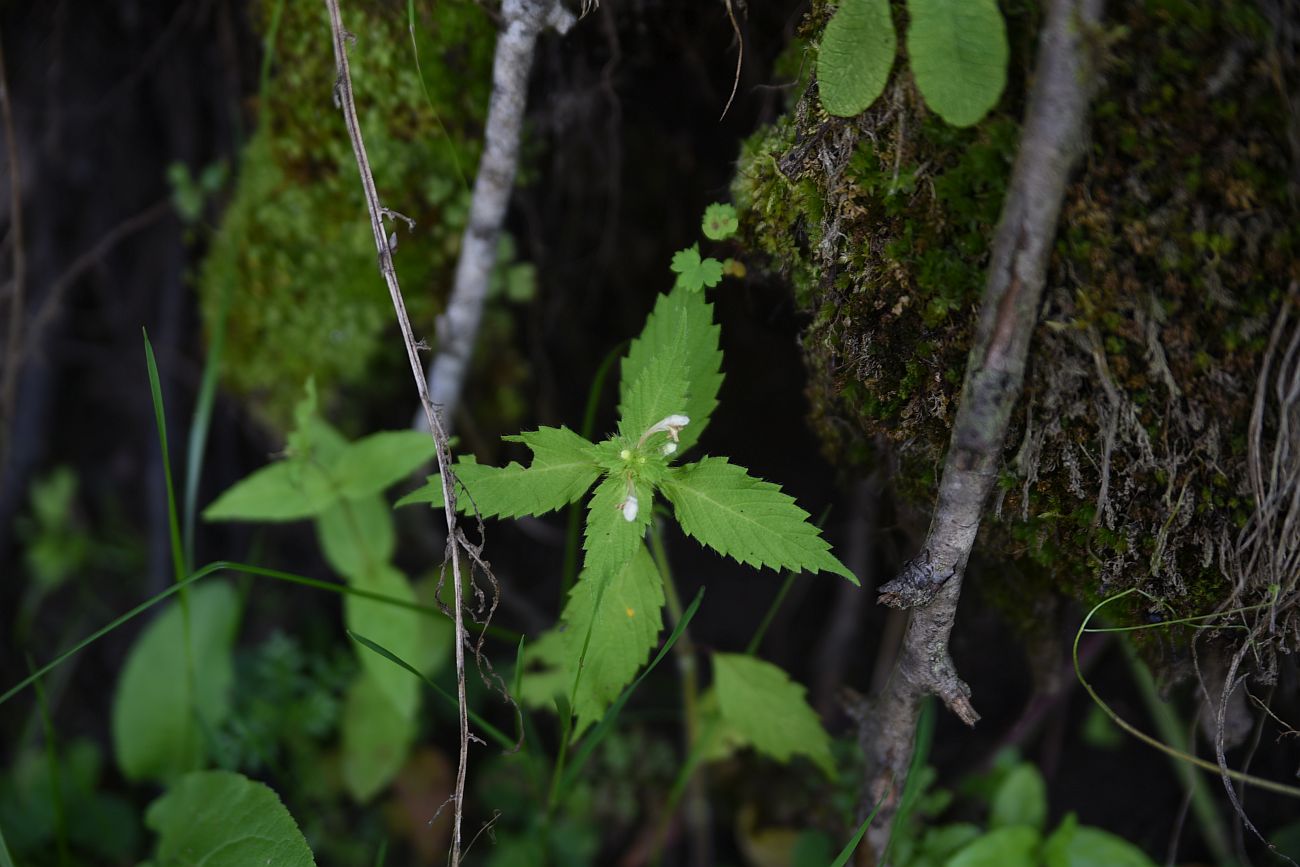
<box><xmin>733</xmin><ymin>0</ymin><xmax>1300</xmax><ymax>666</ymax></box>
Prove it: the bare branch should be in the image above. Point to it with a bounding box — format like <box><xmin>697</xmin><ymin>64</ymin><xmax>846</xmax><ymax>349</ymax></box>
<box><xmin>322</xmin><ymin>2</ymin><xmax>479</xmax><ymax>862</ymax></box>
<box><xmin>416</xmin><ymin>0</ymin><xmax>575</xmax><ymax>432</ymax></box>
<box><xmin>864</xmin><ymin>0</ymin><xmax>1104</xmax><ymax>850</ymax></box>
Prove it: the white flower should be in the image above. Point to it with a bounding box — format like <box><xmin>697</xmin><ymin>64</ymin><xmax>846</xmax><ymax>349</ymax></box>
<box><xmin>661</xmin><ymin>441</ymin><xmax>678</xmax><ymax>456</ymax></box>
<box><xmin>621</xmin><ymin>493</ymin><xmax>640</xmax><ymax>522</ymax></box>
<box><xmin>638</xmin><ymin>413</ymin><xmax>690</xmax><ymax>448</ymax></box>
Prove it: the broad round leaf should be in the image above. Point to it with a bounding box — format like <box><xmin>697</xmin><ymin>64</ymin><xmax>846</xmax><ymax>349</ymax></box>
<box><xmin>111</xmin><ymin>582</ymin><xmax>239</xmax><ymax>782</ymax></box>
<box><xmin>990</xmin><ymin>763</ymin><xmax>1047</xmax><ymax>831</ymax></box>
<box><xmin>906</xmin><ymin>0</ymin><xmax>1008</xmax><ymax>127</ymax></box>
<box><xmin>817</xmin><ymin>0</ymin><xmax>897</xmax><ymax>117</ymax></box>
<box><xmin>144</xmin><ymin>771</ymin><xmax>315</xmax><ymax>866</ymax></box>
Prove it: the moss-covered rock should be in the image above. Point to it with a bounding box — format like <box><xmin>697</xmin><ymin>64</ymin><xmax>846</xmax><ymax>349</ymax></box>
<box><xmin>200</xmin><ymin>0</ymin><xmax>530</xmax><ymax>431</ymax></box>
<box><xmin>733</xmin><ymin>0</ymin><xmax>1299</xmax><ymax>660</ymax></box>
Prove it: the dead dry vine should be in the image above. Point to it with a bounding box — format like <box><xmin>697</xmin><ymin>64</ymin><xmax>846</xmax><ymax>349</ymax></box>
<box><xmin>323</xmin><ymin>2</ymin><xmax>478</xmax><ymax>861</ymax></box>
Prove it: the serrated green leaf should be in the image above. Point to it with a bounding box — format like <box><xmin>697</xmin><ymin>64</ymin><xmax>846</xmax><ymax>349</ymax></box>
<box><xmin>340</xmin><ymin>671</ymin><xmax>417</xmax><ymax>802</ymax></box>
<box><xmin>670</xmin><ymin>244</ymin><xmax>724</xmax><ymax>292</ymax></box>
<box><xmin>111</xmin><ymin>583</ymin><xmax>239</xmax><ymax>783</ymax></box>
<box><xmin>331</xmin><ymin>431</ymin><xmax>437</xmax><ymax>499</ymax></box>
<box><xmin>990</xmin><ymin>763</ymin><xmax>1047</xmax><ymax>831</ymax></box>
<box><xmin>660</xmin><ymin>457</ymin><xmax>856</xmax><ymax>582</ymax></box>
<box><xmin>712</xmin><ymin>653</ymin><xmax>834</xmax><ymax>775</ymax></box>
<box><xmin>519</xmin><ymin>545</ymin><xmax>664</xmax><ymax>735</ymax></box>
<box><xmin>144</xmin><ymin>771</ymin><xmax>315</xmax><ymax>866</ymax></box>
<box><xmin>315</xmin><ymin>494</ymin><xmax>396</xmax><ymax>576</ymax></box>
<box><xmin>617</xmin><ymin>286</ymin><xmax>723</xmax><ymax>454</ymax></box>
<box><xmin>345</xmin><ymin>563</ymin><xmax>420</xmax><ymax>719</ymax></box>
<box><xmin>583</xmin><ymin>474</ymin><xmax>652</xmax><ymax>582</ymax></box>
<box><xmin>203</xmin><ymin>459</ymin><xmax>339</xmax><ymax>522</ymax></box>
<box><xmin>817</xmin><ymin>0</ymin><xmax>896</xmax><ymax>116</ymax></box>
<box><xmin>906</xmin><ymin>0</ymin><xmax>1008</xmax><ymax>127</ymax></box>
<box><xmin>396</xmin><ymin>427</ymin><xmax>600</xmax><ymax>518</ymax></box>
<box><xmin>702</xmin><ymin>203</ymin><xmax>739</xmax><ymax>241</ymax></box>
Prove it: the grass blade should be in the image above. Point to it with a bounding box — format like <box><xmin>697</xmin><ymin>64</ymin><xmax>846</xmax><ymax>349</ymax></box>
<box><xmin>830</xmin><ymin>793</ymin><xmax>887</xmax><ymax>867</ymax></box>
<box><xmin>2</xmin><ymin>559</ymin><xmax>519</xmax><ymax>708</ymax></box>
<box><xmin>0</xmin><ymin>820</ymin><xmax>14</xmax><ymax>867</ymax></box>
<box><xmin>142</xmin><ymin>329</ymin><xmax>186</xmax><ymax>585</ymax></box>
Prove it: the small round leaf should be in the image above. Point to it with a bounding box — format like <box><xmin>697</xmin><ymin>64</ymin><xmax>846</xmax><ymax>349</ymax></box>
<box><xmin>906</xmin><ymin>0</ymin><xmax>1009</xmax><ymax>127</ymax></box>
<box><xmin>817</xmin><ymin>0</ymin><xmax>897</xmax><ymax>117</ymax></box>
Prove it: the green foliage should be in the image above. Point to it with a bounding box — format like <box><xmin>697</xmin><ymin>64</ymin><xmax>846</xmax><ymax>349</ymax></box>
<box><xmin>16</xmin><ymin>466</ymin><xmax>87</xmax><ymax>592</ymax></box>
<box><xmin>989</xmin><ymin>763</ymin><xmax>1047</xmax><ymax>831</ymax></box>
<box><xmin>670</xmin><ymin>244</ymin><xmax>724</xmax><ymax>292</ymax></box>
<box><xmin>661</xmin><ymin>457</ymin><xmax>858</xmax><ymax>581</ymax></box>
<box><xmin>141</xmin><ymin>771</ymin><xmax>315</xmax><ymax>866</ymax></box>
<box><xmin>618</xmin><ymin>282</ymin><xmax>723</xmax><ymax>455</ymax></box>
<box><xmin>0</xmin><ymin>739</ymin><xmax>140</xmax><ymax>863</ymax></box>
<box><xmin>205</xmin><ymin>382</ymin><xmax>445</xmax><ymax>799</ymax></box>
<box><xmin>521</xmin><ymin>545</ymin><xmax>665</xmax><ymax>733</ymax></box>
<box><xmin>397</xmin><ymin>427</ymin><xmax>601</xmax><ymax>518</ymax></box>
<box><xmin>339</xmin><ymin>671</ymin><xmax>417</xmax><ymax>802</ymax></box>
<box><xmin>111</xmin><ymin>581</ymin><xmax>240</xmax><ymax>783</ymax></box>
<box><xmin>1043</xmin><ymin>815</ymin><xmax>1156</xmax><ymax>867</ymax></box>
<box><xmin>813</xmin><ymin>0</ymin><xmax>1005</xmax><ymax>126</ymax></box>
<box><xmin>711</xmin><ymin>653</ymin><xmax>834</xmax><ymax>775</ymax></box>
<box><xmin>404</xmin><ymin>203</ymin><xmax>849</xmax><ymax>744</ymax></box>
<box><xmin>905</xmin><ymin>0</ymin><xmax>1009</xmax><ymax>127</ymax></box>
<box><xmin>167</xmin><ymin>160</ymin><xmax>227</xmax><ymax>224</ymax></box>
<box><xmin>817</xmin><ymin>0</ymin><xmax>896</xmax><ymax>117</ymax></box>
<box><xmin>886</xmin><ymin>759</ymin><xmax>1158</xmax><ymax>867</ymax></box>
<box><xmin>701</xmin><ymin>202</ymin><xmax>739</xmax><ymax>241</ymax></box>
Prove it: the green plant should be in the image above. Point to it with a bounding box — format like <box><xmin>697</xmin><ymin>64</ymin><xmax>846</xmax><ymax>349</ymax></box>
<box><xmin>400</xmin><ymin>204</ymin><xmax>854</xmax><ymax>755</ymax></box>
<box><xmin>888</xmin><ymin>753</ymin><xmax>1159</xmax><ymax>867</ymax></box>
<box><xmin>817</xmin><ymin>0</ymin><xmax>1009</xmax><ymax>126</ymax></box>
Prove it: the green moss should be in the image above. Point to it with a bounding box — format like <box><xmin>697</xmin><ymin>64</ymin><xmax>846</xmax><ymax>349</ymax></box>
<box><xmin>199</xmin><ymin>0</ymin><xmax>505</xmax><ymax>429</ymax></box>
<box><xmin>733</xmin><ymin>0</ymin><xmax>1298</xmax><ymax>649</ymax></box>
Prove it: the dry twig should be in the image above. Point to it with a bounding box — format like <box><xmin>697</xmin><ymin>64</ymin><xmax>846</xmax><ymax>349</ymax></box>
<box><xmin>322</xmin><ymin>3</ymin><xmax>476</xmax><ymax>861</ymax></box>
<box><xmin>862</xmin><ymin>0</ymin><xmax>1104</xmax><ymax>851</ymax></box>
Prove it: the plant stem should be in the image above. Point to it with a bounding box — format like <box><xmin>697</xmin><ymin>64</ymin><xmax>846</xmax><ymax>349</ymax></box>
<box><xmin>648</xmin><ymin>521</ymin><xmax>711</xmax><ymax>866</ymax></box>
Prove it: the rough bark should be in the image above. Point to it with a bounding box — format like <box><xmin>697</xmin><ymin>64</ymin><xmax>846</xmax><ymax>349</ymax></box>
<box><xmin>863</xmin><ymin>0</ymin><xmax>1104</xmax><ymax>853</ymax></box>
<box><xmin>417</xmin><ymin>0</ymin><xmax>574</xmax><ymax>431</ymax></box>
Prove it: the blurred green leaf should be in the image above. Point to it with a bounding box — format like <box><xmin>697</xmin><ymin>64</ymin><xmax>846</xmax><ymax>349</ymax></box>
<box><xmin>144</xmin><ymin>770</ymin><xmax>315</xmax><ymax>865</ymax></box>
<box><xmin>111</xmin><ymin>582</ymin><xmax>240</xmax><ymax>782</ymax></box>
<box><xmin>1043</xmin><ymin>815</ymin><xmax>1156</xmax><ymax>867</ymax></box>
<box><xmin>945</xmin><ymin>825</ymin><xmax>1039</xmax><ymax>867</ymax></box>
<box><xmin>345</xmin><ymin>563</ymin><xmax>420</xmax><ymax>719</ymax></box>
<box><xmin>990</xmin><ymin>763</ymin><xmax>1047</xmax><ymax>831</ymax></box>
<box><xmin>340</xmin><ymin>672</ymin><xmax>417</xmax><ymax>802</ymax></box>
<box><xmin>670</xmin><ymin>244</ymin><xmax>724</xmax><ymax>292</ymax></box>
<box><xmin>331</xmin><ymin>431</ymin><xmax>437</xmax><ymax>500</ymax></box>
<box><xmin>315</xmin><ymin>495</ymin><xmax>396</xmax><ymax>577</ymax></box>
<box><xmin>203</xmin><ymin>459</ymin><xmax>338</xmax><ymax>522</ymax></box>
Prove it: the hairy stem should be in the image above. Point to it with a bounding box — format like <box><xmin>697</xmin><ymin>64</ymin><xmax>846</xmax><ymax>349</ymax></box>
<box><xmin>864</xmin><ymin>0</ymin><xmax>1104</xmax><ymax>851</ymax></box>
<box><xmin>416</xmin><ymin>0</ymin><xmax>574</xmax><ymax>431</ymax></box>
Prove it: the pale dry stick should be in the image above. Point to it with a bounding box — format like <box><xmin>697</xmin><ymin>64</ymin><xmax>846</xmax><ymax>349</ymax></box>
<box><xmin>321</xmin><ymin>3</ymin><xmax>473</xmax><ymax>862</ymax></box>
<box><xmin>862</xmin><ymin>0</ymin><xmax>1104</xmax><ymax>852</ymax></box>
<box><xmin>415</xmin><ymin>0</ymin><xmax>574</xmax><ymax>433</ymax></box>
<box><xmin>0</xmin><ymin>25</ymin><xmax>26</xmax><ymax>486</ymax></box>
